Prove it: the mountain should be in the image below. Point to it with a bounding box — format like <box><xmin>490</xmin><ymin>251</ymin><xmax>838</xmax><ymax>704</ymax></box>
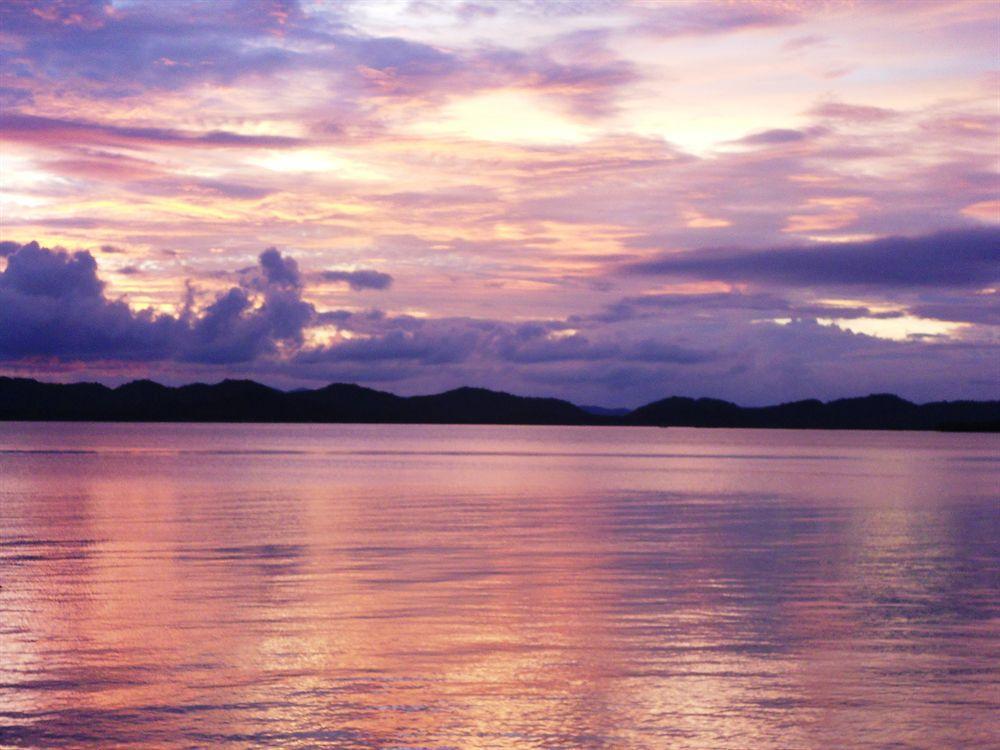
<box><xmin>0</xmin><ymin>377</ymin><xmax>996</xmax><ymax>431</ymax></box>
<box><xmin>0</xmin><ymin>377</ymin><xmax>595</xmax><ymax>425</ymax></box>
<box><xmin>579</xmin><ymin>404</ymin><xmax>631</xmax><ymax>417</ymax></box>
<box><xmin>626</xmin><ymin>393</ymin><xmax>1000</xmax><ymax>431</ymax></box>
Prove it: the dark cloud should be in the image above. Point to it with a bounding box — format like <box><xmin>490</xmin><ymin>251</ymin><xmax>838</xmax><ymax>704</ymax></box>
<box><xmin>297</xmin><ymin>312</ymin><xmax>715</xmax><ymax>376</ymax></box>
<box><xmin>499</xmin><ymin>332</ymin><xmax>619</xmax><ymax>363</ymax></box>
<box><xmin>629</xmin><ymin>339</ymin><xmax>716</xmax><ymax>364</ymax></box>
<box><xmin>626</xmin><ymin>228</ymin><xmax>1000</xmax><ymax>289</ymax></box>
<box><xmin>184</xmin><ymin>287</ymin><xmax>270</xmax><ymax>364</ymax></box>
<box><xmin>259</xmin><ymin>247</ymin><xmax>302</xmax><ymax>287</ymax></box>
<box><xmin>297</xmin><ymin>325</ymin><xmax>480</xmax><ymax>365</ymax></box>
<box><xmin>321</xmin><ymin>269</ymin><xmax>393</xmax><ymax>290</ymax></box>
<box><xmin>0</xmin><ymin>241</ymin><xmax>315</xmax><ymax>364</ymax></box>
<box><xmin>1</xmin><ymin>241</ymin><xmax>105</xmax><ymax>298</ymax></box>
<box><xmin>315</xmin><ymin>308</ymin><xmax>386</xmax><ymax>327</ymax></box>
<box><xmin>0</xmin><ymin>241</ymin><xmax>181</xmax><ymax>360</ymax></box>
<box><xmin>597</xmin><ymin>291</ymin><xmax>908</xmax><ymax>323</ymax></box>
<box><xmin>910</xmin><ymin>292</ymin><xmax>1000</xmax><ymax>326</ymax></box>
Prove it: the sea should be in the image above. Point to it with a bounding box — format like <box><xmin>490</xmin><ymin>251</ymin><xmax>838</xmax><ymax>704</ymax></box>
<box><xmin>1</xmin><ymin>422</ymin><xmax>997</xmax><ymax>749</ymax></box>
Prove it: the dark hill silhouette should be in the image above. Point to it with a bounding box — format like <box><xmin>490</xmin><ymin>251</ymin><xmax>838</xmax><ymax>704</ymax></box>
<box><xmin>0</xmin><ymin>377</ymin><xmax>996</xmax><ymax>431</ymax></box>
<box><xmin>626</xmin><ymin>393</ymin><xmax>998</xmax><ymax>431</ymax></box>
<box><xmin>402</xmin><ymin>387</ymin><xmax>592</xmax><ymax>424</ymax></box>
<box><xmin>579</xmin><ymin>404</ymin><xmax>630</xmax><ymax>417</ymax></box>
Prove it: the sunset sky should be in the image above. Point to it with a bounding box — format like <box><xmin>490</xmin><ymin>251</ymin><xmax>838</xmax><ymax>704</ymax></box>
<box><xmin>1</xmin><ymin>0</ymin><xmax>997</xmax><ymax>406</ymax></box>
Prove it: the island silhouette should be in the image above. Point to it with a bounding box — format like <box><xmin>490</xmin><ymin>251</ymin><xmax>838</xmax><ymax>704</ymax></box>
<box><xmin>1</xmin><ymin>377</ymin><xmax>996</xmax><ymax>431</ymax></box>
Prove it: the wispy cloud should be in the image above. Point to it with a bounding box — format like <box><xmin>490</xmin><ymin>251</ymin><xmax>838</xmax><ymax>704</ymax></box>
<box><xmin>626</xmin><ymin>228</ymin><xmax>1000</xmax><ymax>289</ymax></box>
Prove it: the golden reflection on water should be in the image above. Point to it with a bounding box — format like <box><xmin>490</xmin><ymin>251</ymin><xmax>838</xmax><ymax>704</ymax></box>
<box><xmin>1</xmin><ymin>424</ymin><xmax>997</xmax><ymax>748</ymax></box>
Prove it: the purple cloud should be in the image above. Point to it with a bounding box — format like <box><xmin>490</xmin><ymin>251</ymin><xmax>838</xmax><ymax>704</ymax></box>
<box><xmin>0</xmin><ymin>113</ymin><xmax>304</xmax><ymax>150</ymax></box>
<box><xmin>626</xmin><ymin>228</ymin><xmax>1000</xmax><ymax>289</ymax></box>
<box><xmin>0</xmin><ymin>0</ymin><xmax>307</xmax><ymax>93</ymax></box>
<box><xmin>0</xmin><ymin>241</ymin><xmax>182</xmax><ymax>360</ymax></box>
<box><xmin>259</xmin><ymin>247</ymin><xmax>302</xmax><ymax>287</ymax></box>
<box><xmin>0</xmin><ymin>242</ymin><xmax>315</xmax><ymax>364</ymax></box>
<box><xmin>734</xmin><ymin>128</ymin><xmax>811</xmax><ymax>145</ymax></box>
<box><xmin>810</xmin><ymin>101</ymin><xmax>898</xmax><ymax>122</ymax></box>
<box><xmin>321</xmin><ymin>269</ymin><xmax>393</xmax><ymax>291</ymax></box>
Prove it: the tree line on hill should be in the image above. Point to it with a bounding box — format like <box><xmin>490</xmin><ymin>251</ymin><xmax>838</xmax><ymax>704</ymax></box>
<box><xmin>0</xmin><ymin>377</ymin><xmax>996</xmax><ymax>431</ymax></box>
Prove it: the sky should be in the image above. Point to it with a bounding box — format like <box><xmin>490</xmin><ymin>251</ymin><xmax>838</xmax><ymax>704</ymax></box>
<box><xmin>0</xmin><ymin>0</ymin><xmax>997</xmax><ymax>407</ymax></box>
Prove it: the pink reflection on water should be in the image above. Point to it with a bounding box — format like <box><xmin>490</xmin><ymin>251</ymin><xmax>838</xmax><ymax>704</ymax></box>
<box><xmin>1</xmin><ymin>424</ymin><xmax>997</xmax><ymax>747</ymax></box>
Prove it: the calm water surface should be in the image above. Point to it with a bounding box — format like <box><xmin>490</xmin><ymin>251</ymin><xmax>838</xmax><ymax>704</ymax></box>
<box><xmin>1</xmin><ymin>423</ymin><xmax>997</xmax><ymax>749</ymax></box>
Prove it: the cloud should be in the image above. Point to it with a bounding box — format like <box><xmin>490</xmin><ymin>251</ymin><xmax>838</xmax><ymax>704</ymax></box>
<box><xmin>809</xmin><ymin>101</ymin><xmax>899</xmax><ymax>122</ymax></box>
<box><xmin>0</xmin><ymin>113</ymin><xmax>304</xmax><ymax>150</ymax></box>
<box><xmin>295</xmin><ymin>312</ymin><xmax>716</xmax><ymax>379</ymax></box>
<box><xmin>259</xmin><ymin>247</ymin><xmax>302</xmax><ymax>287</ymax></box>
<box><xmin>2</xmin><ymin>240</ymin><xmax>995</xmax><ymax>406</ymax></box>
<box><xmin>498</xmin><ymin>332</ymin><xmax>619</xmax><ymax>363</ymax></box>
<box><xmin>1</xmin><ymin>241</ymin><xmax>105</xmax><ymax>298</ymax></box>
<box><xmin>468</xmin><ymin>46</ymin><xmax>638</xmax><ymax>117</ymax></box>
<box><xmin>0</xmin><ymin>241</ymin><xmax>182</xmax><ymax>360</ymax></box>
<box><xmin>626</xmin><ymin>228</ymin><xmax>1000</xmax><ymax>289</ymax></box>
<box><xmin>734</xmin><ymin>128</ymin><xmax>811</xmax><ymax>145</ymax></box>
<box><xmin>191</xmin><ymin>180</ymin><xmax>275</xmax><ymax>200</ymax></box>
<box><xmin>781</xmin><ymin>34</ymin><xmax>828</xmax><ymax>52</ymax></box>
<box><xmin>909</xmin><ymin>292</ymin><xmax>1000</xmax><ymax>326</ymax></box>
<box><xmin>321</xmin><ymin>269</ymin><xmax>393</xmax><ymax>290</ymax></box>
<box><xmin>0</xmin><ymin>0</ymin><xmax>638</xmax><ymax>130</ymax></box>
<box><xmin>323</xmin><ymin>329</ymin><xmax>474</xmax><ymax>364</ymax></box>
<box><xmin>636</xmin><ymin>1</ymin><xmax>801</xmax><ymax>38</ymax></box>
<box><xmin>0</xmin><ymin>241</ymin><xmax>315</xmax><ymax>364</ymax></box>
<box><xmin>0</xmin><ymin>0</ymin><xmax>308</xmax><ymax>94</ymax></box>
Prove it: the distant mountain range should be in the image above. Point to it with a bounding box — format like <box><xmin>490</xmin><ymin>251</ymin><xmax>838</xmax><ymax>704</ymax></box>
<box><xmin>0</xmin><ymin>377</ymin><xmax>997</xmax><ymax>431</ymax></box>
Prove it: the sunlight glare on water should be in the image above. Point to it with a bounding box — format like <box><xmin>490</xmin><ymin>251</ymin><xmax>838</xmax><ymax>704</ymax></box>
<box><xmin>1</xmin><ymin>423</ymin><xmax>997</xmax><ymax>749</ymax></box>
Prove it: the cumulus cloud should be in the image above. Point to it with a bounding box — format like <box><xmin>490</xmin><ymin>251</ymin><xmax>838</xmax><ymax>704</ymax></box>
<box><xmin>0</xmin><ymin>241</ymin><xmax>181</xmax><ymax>360</ymax></box>
<box><xmin>259</xmin><ymin>247</ymin><xmax>302</xmax><ymax>287</ymax></box>
<box><xmin>0</xmin><ymin>242</ymin><xmax>315</xmax><ymax>364</ymax></box>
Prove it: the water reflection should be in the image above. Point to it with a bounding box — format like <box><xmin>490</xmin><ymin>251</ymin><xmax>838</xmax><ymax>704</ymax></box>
<box><xmin>1</xmin><ymin>424</ymin><xmax>997</xmax><ymax>748</ymax></box>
